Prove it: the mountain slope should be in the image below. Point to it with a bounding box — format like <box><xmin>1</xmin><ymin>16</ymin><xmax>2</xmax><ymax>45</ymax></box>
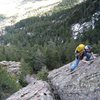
<box><xmin>0</xmin><ymin>0</ymin><xmax>100</xmax><ymax>99</ymax></box>
<box><xmin>0</xmin><ymin>0</ymin><xmax>100</xmax><ymax>72</ymax></box>
<box><xmin>7</xmin><ymin>56</ymin><xmax>100</xmax><ymax>100</ymax></box>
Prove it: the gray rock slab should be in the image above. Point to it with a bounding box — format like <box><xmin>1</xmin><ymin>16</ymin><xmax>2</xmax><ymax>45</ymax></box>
<box><xmin>6</xmin><ymin>80</ymin><xmax>55</xmax><ymax>100</ymax></box>
<box><xmin>48</xmin><ymin>57</ymin><xmax>100</xmax><ymax>100</ymax></box>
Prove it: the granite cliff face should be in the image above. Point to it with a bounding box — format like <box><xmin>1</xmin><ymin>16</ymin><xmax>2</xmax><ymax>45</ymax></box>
<box><xmin>6</xmin><ymin>57</ymin><xmax>100</xmax><ymax>100</ymax></box>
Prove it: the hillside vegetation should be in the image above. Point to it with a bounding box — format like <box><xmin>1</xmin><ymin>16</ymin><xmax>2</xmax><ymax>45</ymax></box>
<box><xmin>0</xmin><ymin>0</ymin><xmax>100</xmax><ymax>70</ymax></box>
<box><xmin>0</xmin><ymin>0</ymin><xmax>100</xmax><ymax>98</ymax></box>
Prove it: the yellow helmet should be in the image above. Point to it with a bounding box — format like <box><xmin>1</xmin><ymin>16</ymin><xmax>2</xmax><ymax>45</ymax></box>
<box><xmin>76</xmin><ymin>44</ymin><xmax>85</xmax><ymax>52</ymax></box>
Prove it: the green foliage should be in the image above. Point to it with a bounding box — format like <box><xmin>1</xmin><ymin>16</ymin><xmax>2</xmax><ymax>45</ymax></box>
<box><xmin>37</xmin><ymin>68</ymin><xmax>48</xmax><ymax>81</ymax></box>
<box><xmin>45</xmin><ymin>41</ymin><xmax>63</xmax><ymax>70</ymax></box>
<box><xmin>0</xmin><ymin>66</ymin><xmax>21</xmax><ymax>100</ymax></box>
<box><xmin>19</xmin><ymin>58</ymin><xmax>32</xmax><ymax>87</ymax></box>
<box><xmin>32</xmin><ymin>47</ymin><xmax>46</xmax><ymax>71</ymax></box>
<box><xmin>67</xmin><ymin>0</ymin><xmax>100</xmax><ymax>25</ymax></box>
<box><xmin>92</xmin><ymin>42</ymin><xmax>100</xmax><ymax>54</ymax></box>
<box><xmin>80</xmin><ymin>29</ymin><xmax>100</xmax><ymax>44</ymax></box>
<box><xmin>0</xmin><ymin>45</ymin><xmax>21</xmax><ymax>61</ymax></box>
<box><xmin>0</xmin><ymin>46</ymin><xmax>6</xmax><ymax>61</ymax></box>
<box><xmin>65</xmin><ymin>39</ymin><xmax>79</xmax><ymax>62</ymax></box>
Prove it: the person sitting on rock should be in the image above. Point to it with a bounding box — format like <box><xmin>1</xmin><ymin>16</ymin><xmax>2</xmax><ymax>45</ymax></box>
<box><xmin>70</xmin><ymin>44</ymin><xmax>96</xmax><ymax>71</ymax></box>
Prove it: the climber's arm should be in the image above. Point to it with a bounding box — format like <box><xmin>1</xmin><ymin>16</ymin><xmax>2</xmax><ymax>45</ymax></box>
<box><xmin>81</xmin><ymin>56</ymin><xmax>90</xmax><ymax>64</ymax></box>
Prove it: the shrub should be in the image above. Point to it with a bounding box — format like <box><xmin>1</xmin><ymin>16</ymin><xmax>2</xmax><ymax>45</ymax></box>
<box><xmin>19</xmin><ymin>58</ymin><xmax>32</xmax><ymax>87</ymax></box>
<box><xmin>37</xmin><ymin>68</ymin><xmax>48</xmax><ymax>81</ymax></box>
<box><xmin>0</xmin><ymin>66</ymin><xmax>21</xmax><ymax>100</ymax></box>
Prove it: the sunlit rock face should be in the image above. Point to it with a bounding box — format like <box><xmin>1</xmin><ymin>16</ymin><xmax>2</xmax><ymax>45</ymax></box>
<box><xmin>6</xmin><ymin>80</ymin><xmax>55</xmax><ymax>100</ymax></box>
<box><xmin>71</xmin><ymin>11</ymin><xmax>100</xmax><ymax>39</ymax></box>
<box><xmin>48</xmin><ymin>57</ymin><xmax>100</xmax><ymax>100</ymax></box>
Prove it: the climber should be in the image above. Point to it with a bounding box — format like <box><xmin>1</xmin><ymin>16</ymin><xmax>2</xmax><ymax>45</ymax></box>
<box><xmin>70</xmin><ymin>44</ymin><xmax>96</xmax><ymax>71</ymax></box>
<box><xmin>81</xmin><ymin>45</ymin><xmax>96</xmax><ymax>63</ymax></box>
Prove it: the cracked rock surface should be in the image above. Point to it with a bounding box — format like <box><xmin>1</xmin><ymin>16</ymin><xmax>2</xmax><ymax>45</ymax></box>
<box><xmin>6</xmin><ymin>80</ymin><xmax>55</xmax><ymax>100</ymax></box>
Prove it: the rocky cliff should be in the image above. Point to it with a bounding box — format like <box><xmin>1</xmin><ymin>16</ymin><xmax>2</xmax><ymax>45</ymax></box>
<box><xmin>48</xmin><ymin>57</ymin><xmax>100</xmax><ymax>100</ymax></box>
<box><xmin>6</xmin><ymin>80</ymin><xmax>55</xmax><ymax>100</ymax></box>
<box><xmin>6</xmin><ymin>57</ymin><xmax>100</xmax><ymax>100</ymax></box>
